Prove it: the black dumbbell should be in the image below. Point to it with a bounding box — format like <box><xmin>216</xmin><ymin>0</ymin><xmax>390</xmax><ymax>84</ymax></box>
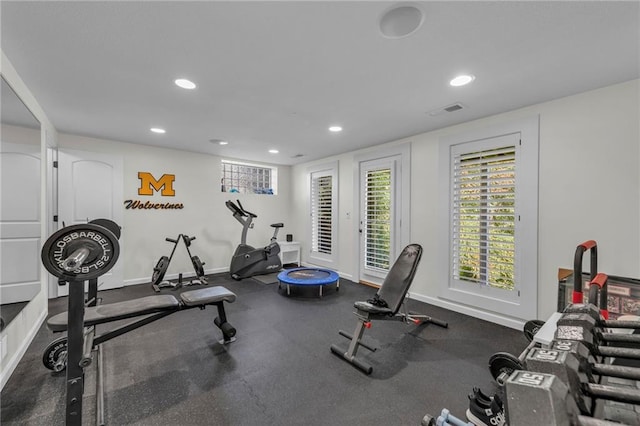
<box><xmin>524</xmin><ymin>344</ymin><xmax>640</xmax><ymax>415</ymax></box>
<box><xmin>564</xmin><ymin>304</ymin><xmax>640</xmax><ymax>333</ymax></box>
<box><xmin>505</xmin><ymin>370</ymin><xmax>636</xmax><ymax>426</ymax></box>
<box><xmin>555</xmin><ymin>314</ymin><xmax>640</xmax><ymax>362</ymax></box>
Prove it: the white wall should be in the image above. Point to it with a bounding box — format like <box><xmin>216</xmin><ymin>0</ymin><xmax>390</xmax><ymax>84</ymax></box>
<box><xmin>1</xmin><ymin>52</ymin><xmax>58</xmax><ymax>389</ymax></box>
<box><xmin>291</xmin><ymin>79</ymin><xmax>640</xmax><ymax>326</ymax></box>
<box><xmin>59</xmin><ymin>134</ymin><xmax>293</xmax><ymax>283</ymax></box>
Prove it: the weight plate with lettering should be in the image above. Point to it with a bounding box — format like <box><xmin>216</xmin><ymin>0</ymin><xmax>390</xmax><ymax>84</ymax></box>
<box><xmin>41</xmin><ymin>223</ymin><xmax>120</xmax><ymax>281</ymax></box>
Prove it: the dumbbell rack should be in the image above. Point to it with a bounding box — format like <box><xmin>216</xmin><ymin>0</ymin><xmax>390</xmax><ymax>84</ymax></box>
<box><xmin>483</xmin><ymin>240</ymin><xmax>640</xmax><ymax>425</ymax></box>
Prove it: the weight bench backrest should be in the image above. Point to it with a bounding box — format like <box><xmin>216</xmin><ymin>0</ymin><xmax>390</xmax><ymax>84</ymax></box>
<box><xmin>376</xmin><ymin>244</ymin><xmax>423</xmax><ymax>315</ymax></box>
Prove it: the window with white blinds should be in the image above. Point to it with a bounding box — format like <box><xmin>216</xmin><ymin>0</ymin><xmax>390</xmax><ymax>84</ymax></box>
<box><xmin>308</xmin><ymin>162</ymin><xmax>338</xmax><ymax>267</ymax></box>
<box><xmin>364</xmin><ymin>168</ymin><xmax>392</xmax><ymax>272</ymax></box>
<box><xmin>452</xmin><ymin>145</ymin><xmax>516</xmax><ymax>290</ymax></box>
<box><xmin>440</xmin><ymin>119</ymin><xmax>538</xmax><ymax>321</ymax></box>
<box><xmin>311</xmin><ymin>174</ymin><xmax>333</xmax><ymax>254</ymax></box>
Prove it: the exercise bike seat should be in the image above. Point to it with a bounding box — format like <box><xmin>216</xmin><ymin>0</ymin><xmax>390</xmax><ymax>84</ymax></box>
<box><xmin>271</xmin><ymin>223</ymin><xmax>284</xmax><ymax>228</ymax></box>
<box><xmin>47</xmin><ymin>295</ymin><xmax>180</xmax><ymax>332</ymax></box>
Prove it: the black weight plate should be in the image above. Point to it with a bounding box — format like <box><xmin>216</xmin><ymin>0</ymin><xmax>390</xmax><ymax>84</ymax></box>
<box><xmin>152</xmin><ymin>256</ymin><xmax>169</xmax><ymax>285</ymax></box>
<box><xmin>523</xmin><ymin>319</ymin><xmax>545</xmax><ymax>342</ymax></box>
<box><xmin>489</xmin><ymin>352</ymin><xmax>524</xmax><ymax>381</ymax></box>
<box><xmin>41</xmin><ymin>223</ymin><xmax>120</xmax><ymax>281</ymax></box>
<box><xmin>191</xmin><ymin>255</ymin><xmax>205</xmax><ymax>277</ymax></box>
<box><xmin>42</xmin><ymin>336</ymin><xmax>68</xmax><ymax>372</ymax></box>
<box><xmin>89</xmin><ymin>218</ymin><xmax>121</xmax><ymax>240</ymax></box>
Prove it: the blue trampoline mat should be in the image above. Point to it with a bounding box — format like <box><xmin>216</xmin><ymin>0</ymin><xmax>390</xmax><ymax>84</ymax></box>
<box><xmin>277</xmin><ymin>268</ymin><xmax>339</xmax><ymax>285</ymax></box>
<box><xmin>277</xmin><ymin>268</ymin><xmax>340</xmax><ymax>297</ymax></box>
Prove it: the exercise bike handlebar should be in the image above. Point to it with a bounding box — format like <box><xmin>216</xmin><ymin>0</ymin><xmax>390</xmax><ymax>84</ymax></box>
<box><xmin>225</xmin><ymin>200</ymin><xmax>247</xmax><ymax>217</ymax></box>
<box><xmin>235</xmin><ymin>199</ymin><xmax>257</xmax><ymax>218</ymax></box>
<box><xmin>165</xmin><ymin>236</ymin><xmax>180</xmax><ymax>243</ymax></box>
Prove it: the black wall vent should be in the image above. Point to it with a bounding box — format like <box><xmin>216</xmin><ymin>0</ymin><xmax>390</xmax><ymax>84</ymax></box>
<box><xmin>444</xmin><ymin>104</ymin><xmax>463</xmax><ymax>112</ymax></box>
<box><xmin>428</xmin><ymin>103</ymin><xmax>466</xmax><ymax>116</ymax></box>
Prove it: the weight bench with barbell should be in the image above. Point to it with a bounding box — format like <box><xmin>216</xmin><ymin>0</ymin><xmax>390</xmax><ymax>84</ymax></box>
<box><xmin>40</xmin><ymin>219</ymin><xmax>238</xmax><ymax>426</ymax></box>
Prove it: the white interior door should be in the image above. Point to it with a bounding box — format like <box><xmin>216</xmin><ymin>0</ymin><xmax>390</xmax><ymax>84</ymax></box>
<box><xmin>0</xmin><ymin>142</ymin><xmax>41</xmax><ymax>304</ymax></box>
<box><xmin>358</xmin><ymin>156</ymin><xmax>399</xmax><ymax>286</ymax></box>
<box><xmin>54</xmin><ymin>148</ymin><xmax>123</xmax><ymax>296</ymax></box>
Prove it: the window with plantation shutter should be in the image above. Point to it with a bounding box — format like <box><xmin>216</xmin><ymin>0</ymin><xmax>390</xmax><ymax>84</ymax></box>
<box><xmin>311</xmin><ymin>175</ymin><xmax>333</xmax><ymax>254</ymax></box>
<box><xmin>453</xmin><ymin>146</ymin><xmax>516</xmax><ymax>290</ymax></box>
<box><xmin>439</xmin><ymin>117</ymin><xmax>539</xmax><ymax>322</ymax></box>
<box><xmin>309</xmin><ymin>162</ymin><xmax>338</xmax><ymax>267</ymax></box>
<box><xmin>364</xmin><ymin>167</ymin><xmax>392</xmax><ymax>272</ymax></box>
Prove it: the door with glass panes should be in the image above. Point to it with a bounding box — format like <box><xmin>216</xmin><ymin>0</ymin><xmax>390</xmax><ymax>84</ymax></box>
<box><xmin>358</xmin><ymin>156</ymin><xmax>400</xmax><ymax>286</ymax></box>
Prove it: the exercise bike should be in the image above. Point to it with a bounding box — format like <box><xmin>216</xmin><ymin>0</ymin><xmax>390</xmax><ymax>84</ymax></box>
<box><xmin>225</xmin><ymin>199</ymin><xmax>283</xmax><ymax>280</ymax></box>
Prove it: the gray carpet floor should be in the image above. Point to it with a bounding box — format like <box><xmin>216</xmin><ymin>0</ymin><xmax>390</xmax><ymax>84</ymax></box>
<box><xmin>1</xmin><ymin>273</ymin><xmax>524</xmax><ymax>425</ymax></box>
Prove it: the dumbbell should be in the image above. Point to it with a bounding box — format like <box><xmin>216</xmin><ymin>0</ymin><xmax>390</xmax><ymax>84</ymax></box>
<box><xmin>524</xmin><ymin>345</ymin><xmax>640</xmax><ymax>415</ymax></box>
<box><xmin>555</xmin><ymin>312</ymin><xmax>640</xmax><ymax>361</ymax></box>
<box><xmin>551</xmin><ymin>339</ymin><xmax>640</xmax><ymax>382</ymax></box>
<box><xmin>436</xmin><ymin>409</ymin><xmax>473</xmax><ymax>426</ymax></box>
<box><xmin>564</xmin><ymin>304</ymin><xmax>640</xmax><ymax>333</ymax></box>
<box><xmin>505</xmin><ymin>370</ymin><xmax>634</xmax><ymax>426</ymax></box>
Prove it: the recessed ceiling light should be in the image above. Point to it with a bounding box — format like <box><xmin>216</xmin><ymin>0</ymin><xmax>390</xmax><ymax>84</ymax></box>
<box><xmin>150</xmin><ymin>127</ymin><xmax>166</xmax><ymax>134</ymax></box>
<box><xmin>268</xmin><ymin>149</ymin><xmax>279</xmax><ymax>154</ymax></box>
<box><xmin>218</xmin><ymin>141</ymin><xmax>228</xmax><ymax>145</ymax></box>
<box><xmin>329</xmin><ymin>126</ymin><xmax>343</xmax><ymax>132</ymax></box>
<box><xmin>175</xmin><ymin>78</ymin><xmax>196</xmax><ymax>89</ymax></box>
<box><xmin>450</xmin><ymin>75</ymin><xmax>475</xmax><ymax>87</ymax></box>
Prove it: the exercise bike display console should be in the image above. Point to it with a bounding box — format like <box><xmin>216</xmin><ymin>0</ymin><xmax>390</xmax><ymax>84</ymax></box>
<box><xmin>226</xmin><ymin>199</ymin><xmax>284</xmax><ymax>280</ymax></box>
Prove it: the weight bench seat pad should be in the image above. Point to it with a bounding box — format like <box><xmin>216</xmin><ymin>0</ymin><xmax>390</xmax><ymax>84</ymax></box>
<box><xmin>354</xmin><ymin>301</ymin><xmax>394</xmax><ymax>315</ymax></box>
<box><xmin>180</xmin><ymin>286</ymin><xmax>236</xmax><ymax>306</ymax></box>
<box><xmin>47</xmin><ymin>295</ymin><xmax>180</xmax><ymax>332</ymax></box>
<box><xmin>351</xmin><ymin>244</ymin><xmax>423</xmax><ymax>317</ymax></box>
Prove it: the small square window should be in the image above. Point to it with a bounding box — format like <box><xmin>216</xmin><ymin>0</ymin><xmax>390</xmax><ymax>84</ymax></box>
<box><xmin>221</xmin><ymin>160</ymin><xmax>277</xmax><ymax>195</ymax></box>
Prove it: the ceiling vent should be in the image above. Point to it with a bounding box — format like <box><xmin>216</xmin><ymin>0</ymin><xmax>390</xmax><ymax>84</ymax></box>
<box><xmin>292</xmin><ymin>154</ymin><xmax>304</xmax><ymax>158</ymax></box>
<box><xmin>428</xmin><ymin>103</ymin><xmax>466</xmax><ymax>117</ymax></box>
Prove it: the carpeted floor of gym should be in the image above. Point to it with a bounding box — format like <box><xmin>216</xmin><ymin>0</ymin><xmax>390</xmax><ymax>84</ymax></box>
<box><xmin>1</xmin><ymin>273</ymin><xmax>525</xmax><ymax>425</ymax></box>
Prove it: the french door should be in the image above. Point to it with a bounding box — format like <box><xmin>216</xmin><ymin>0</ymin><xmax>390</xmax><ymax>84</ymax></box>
<box><xmin>358</xmin><ymin>152</ymin><xmax>406</xmax><ymax>286</ymax></box>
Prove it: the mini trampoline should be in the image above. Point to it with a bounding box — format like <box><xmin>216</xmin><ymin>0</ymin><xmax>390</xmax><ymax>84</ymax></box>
<box><xmin>277</xmin><ymin>268</ymin><xmax>339</xmax><ymax>297</ymax></box>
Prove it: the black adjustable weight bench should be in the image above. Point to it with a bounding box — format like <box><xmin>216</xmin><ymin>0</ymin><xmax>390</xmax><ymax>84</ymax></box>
<box><xmin>330</xmin><ymin>244</ymin><xmax>448</xmax><ymax>374</ymax></box>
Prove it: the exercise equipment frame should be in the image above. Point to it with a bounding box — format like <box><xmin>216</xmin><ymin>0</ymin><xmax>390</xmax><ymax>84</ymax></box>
<box><xmin>330</xmin><ymin>244</ymin><xmax>448</xmax><ymax>374</ymax></box>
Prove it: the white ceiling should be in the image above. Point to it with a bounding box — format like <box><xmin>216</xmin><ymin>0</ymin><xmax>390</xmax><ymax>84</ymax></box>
<box><xmin>1</xmin><ymin>1</ymin><xmax>638</xmax><ymax>165</ymax></box>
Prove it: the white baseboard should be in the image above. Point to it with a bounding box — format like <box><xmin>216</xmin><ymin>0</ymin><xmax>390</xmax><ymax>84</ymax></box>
<box><xmin>409</xmin><ymin>293</ymin><xmax>525</xmax><ymax>330</ymax></box>
<box><xmin>0</xmin><ymin>308</ymin><xmax>47</xmax><ymax>391</ymax></box>
<box><xmin>299</xmin><ymin>262</ymin><xmax>353</xmax><ymax>281</ymax></box>
<box><xmin>123</xmin><ymin>267</ymin><xmax>229</xmax><ymax>287</ymax></box>
<box><xmin>336</xmin><ymin>271</ymin><xmax>353</xmax><ymax>281</ymax></box>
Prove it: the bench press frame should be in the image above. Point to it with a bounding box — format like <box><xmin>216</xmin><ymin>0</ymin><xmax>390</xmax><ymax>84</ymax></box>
<box><xmin>49</xmin><ymin>277</ymin><xmax>236</xmax><ymax>426</ymax></box>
